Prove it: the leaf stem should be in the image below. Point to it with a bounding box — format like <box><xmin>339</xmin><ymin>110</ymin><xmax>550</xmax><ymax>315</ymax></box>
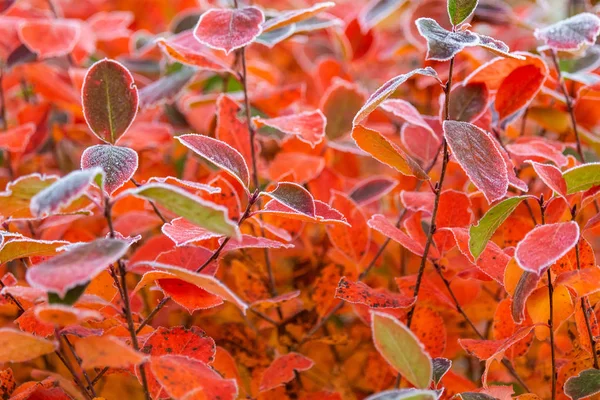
<box><xmin>130</xmin><ymin>178</ymin><xmax>167</xmax><ymax>223</ymax></box>
<box><xmin>549</xmin><ymin>49</ymin><xmax>585</xmax><ymax>162</ymax></box>
<box><xmin>62</xmin><ymin>334</ymin><xmax>98</xmax><ymax>398</ymax></box>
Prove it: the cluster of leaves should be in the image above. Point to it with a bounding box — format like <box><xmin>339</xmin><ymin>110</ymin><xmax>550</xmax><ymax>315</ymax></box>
<box><xmin>2</xmin><ymin>0</ymin><xmax>600</xmax><ymax>399</ymax></box>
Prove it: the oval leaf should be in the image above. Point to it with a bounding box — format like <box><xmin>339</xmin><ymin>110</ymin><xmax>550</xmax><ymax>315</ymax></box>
<box><xmin>82</xmin><ymin>59</ymin><xmax>139</xmax><ymax>144</ymax></box>
<box><xmin>193</xmin><ymin>7</ymin><xmax>265</xmax><ymax>54</ymax></box>
<box><xmin>262</xmin><ymin>182</ymin><xmax>316</xmax><ymax>217</ymax></box>
<box><xmin>254</xmin><ymin>110</ymin><xmax>326</xmax><ymax>148</ymax></box>
<box><xmin>371</xmin><ymin>311</ymin><xmax>432</xmax><ymax>389</ymax></box>
<box><xmin>177</xmin><ymin>134</ymin><xmax>250</xmax><ymax>189</ymax></box>
<box><xmin>416</xmin><ymin>18</ymin><xmax>478</xmax><ymax>61</ymax></box>
<box><xmin>563</xmin><ymin>162</ymin><xmax>600</xmax><ymax>194</ymax></box>
<box><xmin>564</xmin><ymin>368</ymin><xmax>600</xmax><ymax>400</ymax></box>
<box><xmin>0</xmin><ymin>328</ymin><xmax>57</xmax><ymax>363</ymax></box>
<box><xmin>448</xmin><ymin>0</ymin><xmax>478</xmax><ymax>26</ymax></box>
<box><xmin>443</xmin><ymin>120</ymin><xmax>508</xmax><ymax>203</ymax></box>
<box><xmin>534</xmin><ymin>13</ymin><xmax>600</xmax><ymax>51</ymax></box>
<box><xmin>26</xmin><ymin>238</ymin><xmax>130</xmax><ymax>297</ymax></box>
<box><xmin>515</xmin><ymin>221</ymin><xmax>580</xmax><ymax>275</ymax></box>
<box><xmin>81</xmin><ymin>144</ymin><xmax>138</xmax><ymax>195</ymax></box>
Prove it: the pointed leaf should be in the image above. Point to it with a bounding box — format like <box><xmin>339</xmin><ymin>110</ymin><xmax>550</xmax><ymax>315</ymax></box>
<box><xmin>416</xmin><ymin>18</ymin><xmax>478</xmax><ymax>61</ymax></box>
<box><xmin>448</xmin><ymin>82</ymin><xmax>489</xmax><ymax>122</ymax></box>
<box><xmin>535</xmin><ymin>13</ymin><xmax>600</xmax><ymax>51</ymax></box>
<box><xmin>494</xmin><ymin>64</ymin><xmax>546</xmax><ymax>120</ymax></box>
<box><xmin>371</xmin><ymin>311</ymin><xmax>432</xmax><ymax>389</ymax></box>
<box><xmin>353</xmin><ymin>67</ymin><xmax>439</xmax><ymax>125</ymax></box>
<box><xmin>515</xmin><ymin>222</ymin><xmax>580</xmax><ymax>274</ymax></box>
<box><xmin>193</xmin><ymin>7</ymin><xmax>264</xmax><ymax>54</ymax></box>
<box><xmin>0</xmin><ymin>328</ymin><xmax>57</xmax><ymax>363</ymax></box>
<box><xmin>128</xmin><ymin>183</ymin><xmax>238</xmax><ymax>237</ymax></box>
<box><xmin>431</xmin><ymin>358</ymin><xmax>452</xmax><ymax>386</ymax></box>
<box><xmin>81</xmin><ymin>144</ymin><xmax>138</xmax><ymax>195</ymax></box>
<box><xmin>262</xmin><ymin>182</ymin><xmax>316</xmax><ymax>217</ymax></box>
<box><xmin>448</xmin><ymin>0</ymin><xmax>478</xmax><ymax>25</ymax></box>
<box><xmin>177</xmin><ymin>134</ymin><xmax>250</xmax><ymax>188</ymax></box>
<box><xmin>469</xmin><ymin>196</ymin><xmax>527</xmax><ymax>260</ymax></box>
<box><xmin>368</xmin><ymin>214</ymin><xmax>437</xmax><ymax>258</ymax></box>
<box><xmin>0</xmin><ymin>123</ymin><xmax>36</xmax><ymax>152</ymax></box>
<box><xmin>259</xmin><ymin>353</ymin><xmax>314</xmax><ymax>392</ymax></box>
<box><xmin>26</xmin><ymin>239</ymin><xmax>130</xmax><ymax>297</ymax></box>
<box><xmin>156</xmin><ymin>32</ymin><xmax>233</xmax><ymax>73</ymax></box>
<box><xmin>349</xmin><ymin>177</ymin><xmax>399</xmax><ymax>205</ymax></box>
<box><xmin>262</xmin><ymin>2</ymin><xmax>334</xmax><ymax>32</ymax></box>
<box><xmin>563</xmin><ymin>162</ymin><xmax>600</xmax><ymax>194</ymax></box>
<box><xmin>30</xmin><ymin>168</ymin><xmax>103</xmax><ymax>218</ymax></box>
<box><xmin>352</xmin><ymin>125</ymin><xmax>429</xmax><ymax>179</ymax></box>
<box><xmin>527</xmin><ymin>161</ymin><xmax>567</xmax><ymax>198</ymax></box>
<box><xmin>564</xmin><ymin>368</ymin><xmax>600</xmax><ymax>400</ymax></box>
<box><xmin>443</xmin><ymin>120</ymin><xmax>508</xmax><ymax>202</ymax></box>
<box><xmin>0</xmin><ymin>237</ymin><xmax>68</xmax><ymax>264</ymax></box>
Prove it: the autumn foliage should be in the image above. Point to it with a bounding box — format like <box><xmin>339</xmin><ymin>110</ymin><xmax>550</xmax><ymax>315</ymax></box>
<box><xmin>3</xmin><ymin>0</ymin><xmax>600</xmax><ymax>399</ymax></box>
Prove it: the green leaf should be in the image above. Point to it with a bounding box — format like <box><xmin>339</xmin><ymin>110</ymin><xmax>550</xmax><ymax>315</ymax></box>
<box><xmin>563</xmin><ymin>162</ymin><xmax>600</xmax><ymax>194</ymax></box>
<box><xmin>469</xmin><ymin>196</ymin><xmax>527</xmax><ymax>260</ymax></box>
<box><xmin>564</xmin><ymin>369</ymin><xmax>600</xmax><ymax>400</ymax></box>
<box><xmin>456</xmin><ymin>393</ymin><xmax>495</xmax><ymax>400</ymax></box>
<box><xmin>48</xmin><ymin>283</ymin><xmax>88</xmax><ymax>306</ymax></box>
<box><xmin>447</xmin><ymin>0</ymin><xmax>478</xmax><ymax>26</ymax></box>
<box><xmin>371</xmin><ymin>311</ymin><xmax>432</xmax><ymax>389</ymax></box>
<box><xmin>366</xmin><ymin>388</ymin><xmax>440</xmax><ymax>400</ymax></box>
<box><xmin>128</xmin><ymin>183</ymin><xmax>239</xmax><ymax>237</ymax></box>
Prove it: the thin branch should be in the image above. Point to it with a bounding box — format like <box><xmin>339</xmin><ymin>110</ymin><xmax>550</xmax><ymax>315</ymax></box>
<box><xmin>432</xmin><ymin>263</ymin><xmax>531</xmax><ymax>392</ymax></box>
<box><xmin>104</xmin><ymin>198</ymin><xmax>152</xmax><ymax>400</ymax></box>
<box><xmin>54</xmin><ymin>329</ymin><xmax>94</xmax><ymax>400</ymax></box>
<box><xmin>549</xmin><ymin>50</ymin><xmax>585</xmax><ymax>162</ymax></box>
<box><xmin>62</xmin><ymin>334</ymin><xmax>98</xmax><ymax>398</ymax></box>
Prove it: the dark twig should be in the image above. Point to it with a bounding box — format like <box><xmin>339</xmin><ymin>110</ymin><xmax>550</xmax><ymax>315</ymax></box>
<box><xmin>62</xmin><ymin>335</ymin><xmax>97</xmax><ymax>398</ymax></box>
<box><xmin>130</xmin><ymin>178</ymin><xmax>168</xmax><ymax>223</ymax></box>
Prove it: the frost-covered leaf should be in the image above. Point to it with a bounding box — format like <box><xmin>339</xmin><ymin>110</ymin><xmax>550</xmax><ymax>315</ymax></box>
<box><xmin>448</xmin><ymin>0</ymin><xmax>478</xmax><ymax>26</ymax></box>
<box><xmin>365</xmin><ymin>389</ymin><xmax>440</xmax><ymax>400</ymax></box>
<box><xmin>82</xmin><ymin>59</ymin><xmax>139</xmax><ymax>144</ymax></box>
<box><xmin>128</xmin><ymin>183</ymin><xmax>238</xmax><ymax>237</ymax></box>
<box><xmin>30</xmin><ymin>168</ymin><xmax>103</xmax><ymax>218</ymax></box>
<box><xmin>416</xmin><ymin>18</ymin><xmax>478</xmax><ymax>61</ymax></box>
<box><xmin>353</xmin><ymin>67</ymin><xmax>439</xmax><ymax>125</ymax></box>
<box><xmin>193</xmin><ymin>7</ymin><xmax>264</xmax><ymax>54</ymax></box>
<box><xmin>0</xmin><ymin>236</ymin><xmax>68</xmax><ymax>264</ymax></box>
<box><xmin>359</xmin><ymin>0</ymin><xmax>407</xmax><ymax>31</ymax></box>
<box><xmin>156</xmin><ymin>31</ymin><xmax>232</xmax><ymax>73</ymax></box>
<box><xmin>535</xmin><ymin>13</ymin><xmax>600</xmax><ymax>51</ymax></box>
<box><xmin>262</xmin><ymin>182</ymin><xmax>316</xmax><ymax>217</ymax></box>
<box><xmin>368</xmin><ymin>214</ymin><xmax>437</xmax><ymax>258</ymax></box>
<box><xmin>371</xmin><ymin>311</ymin><xmax>432</xmax><ymax>389</ymax></box>
<box><xmin>81</xmin><ymin>144</ymin><xmax>138</xmax><ymax>195</ymax></box>
<box><xmin>177</xmin><ymin>134</ymin><xmax>250</xmax><ymax>189</ymax></box>
<box><xmin>528</xmin><ymin>161</ymin><xmax>567</xmax><ymax>198</ymax></box>
<box><xmin>515</xmin><ymin>222</ymin><xmax>580</xmax><ymax>274</ymax></box>
<box><xmin>254</xmin><ymin>110</ymin><xmax>326</xmax><ymax>148</ymax></box>
<box><xmin>352</xmin><ymin>125</ymin><xmax>429</xmax><ymax>180</ymax></box>
<box><xmin>262</xmin><ymin>2</ymin><xmax>334</xmax><ymax>32</ymax></box>
<box><xmin>564</xmin><ymin>368</ymin><xmax>600</xmax><ymax>400</ymax></box>
<box><xmin>26</xmin><ymin>238</ymin><xmax>130</xmax><ymax>298</ymax></box>
<box><xmin>431</xmin><ymin>358</ymin><xmax>452</xmax><ymax>386</ymax></box>
<box><xmin>443</xmin><ymin>121</ymin><xmax>508</xmax><ymax>202</ymax></box>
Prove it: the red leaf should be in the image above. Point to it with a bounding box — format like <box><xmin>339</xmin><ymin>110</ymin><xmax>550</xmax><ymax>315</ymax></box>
<box><xmin>177</xmin><ymin>134</ymin><xmax>250</xmax><ymax>189</ymax></box>
<box><xmin>150</xmin><ymin>355</ymin><xmax>238</xmax><ymax>400</ymax></box>
<box><xmin>157</xmin><ymin>31</ymin><xmax>232</xmax><ymax>73</ymax></box>
<box><xmin>257</xmin><ymin>198</ymin><xmax>348</xmax><ymax>226</ymax></box>
<box><xmin>447</xmin><ymin>82</ymin><xmax>489</xmax><ymax>122</ymax></box>
<box><xmin>193</xmin><ymin>7</ymin><xmax>265</xmax><ymax>54</ymax></box>
<box><xmin>26</xmin><ymin>238</ymin><xmax>130</xmax><ymax>297</ymax></box>
<box><xmin>380</xmin><ymin>99</ymin><xmax>434</xmax><ymax>133</ymax></box>
<box><xmin>368</xmin><ymin>214</ymin><xmax>438</xmax><ymax>258</ymax></box>
<box><xmin>349</xmin><ymin>177</ymin><xmax>399</xmax><ymax>205</ymax></box>
<box><xmin>0</xmin><ymin>123</ymin><xmax>35</xmax><ymax>152</ymax></box>
<box><xmin>515</xmin><ymin>221</ymin><xmax>580</xmax><ymax>274</ymax></box>
<box><xmin>259</xmin><ymin>353</ymin><xmax>314</xmax><ymax>392</ymax></box>
<box><xmin>18</xmin><ymin>19</ymin><xmax>80</xmax><ymax>59</ymax></box>
<box><xmin>162</xmin><ymin>218</ymin><xmax>222</xmax><ymax>246</ymax></box>
<box><xmin>81</xmin><ymin>145</ymin><xmax>138</xmax><ymax>195</ymax></box>
<box><xmin>254</xmin><ymin>110</ymin><xmax>326</xmax><ymax>148</ymax></box>
<box><xmin>326</xmin><ymin>192</ymin><xmax>370</xmax><ymax>262</ymax></box>
<box><xmin>527</xmin><ymin>161</ymin><xmax>567</xmax><ymax>198</ymax></box>
<box><xmin>142</xmin><ymin>326</ymin><xmax>215</xmax><ymax>363</ymax></box>
<box><xmin>82</xmin><ymin>59</ymin><xmax>139</xmax><ymax>144</ymax></box>
<box><xmin>335</xmin><ymin>276</ymin><xmax>415</xmax><ymax>309</ymax></box>
<box><xmin>494</xmin><ymin>64</ymin><xmax>546</xmax><ymax>121</ymax></box>
<box><xmin>443</xmin><ymin>120</ymin><xmax>509</xmax><ymax>203</ymax></box>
